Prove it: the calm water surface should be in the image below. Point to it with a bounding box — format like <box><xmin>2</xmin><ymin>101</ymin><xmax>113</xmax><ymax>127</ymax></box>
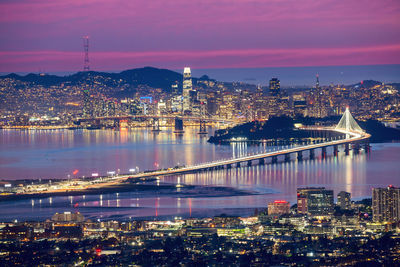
<box><xmin>0</xmin><ymin>128</ymin><xmax>399</xmax><ymax>221</ymax></box>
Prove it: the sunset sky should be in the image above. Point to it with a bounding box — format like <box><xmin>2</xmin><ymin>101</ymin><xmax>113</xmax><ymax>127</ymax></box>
<box><xmin>0</xmin><ymin>0</ymin><xmax>399</xmax><ymax>72</ymax></box>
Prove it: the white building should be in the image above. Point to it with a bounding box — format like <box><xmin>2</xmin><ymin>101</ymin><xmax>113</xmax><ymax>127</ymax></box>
<box><xmin>182</xmin><ymin>67</ymin><xmax>192</xmax><ymax>112</ymax></box>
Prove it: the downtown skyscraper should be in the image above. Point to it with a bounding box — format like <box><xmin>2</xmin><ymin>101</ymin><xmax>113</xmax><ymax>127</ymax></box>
<box><xmin>182</xmin><ymin>67</ymin><xmax>192</xmax><ymax>112</ymax></box>
<box><xmin>269</xmin><ymin>77</ymin><xmax>280</xmax><ymax>96</ymax></box>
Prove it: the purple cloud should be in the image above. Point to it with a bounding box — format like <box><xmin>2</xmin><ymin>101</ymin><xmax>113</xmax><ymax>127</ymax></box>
<box><xmin>0</xmin><ymin>0</ymin><xmax>399</xmax><ymax>71</ymax></box>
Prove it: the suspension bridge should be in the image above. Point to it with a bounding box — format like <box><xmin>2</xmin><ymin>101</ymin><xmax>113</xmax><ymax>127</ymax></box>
<box><xmin>75</xmin><ymin>114</ymin><xmax>236</xmax><ymax>133</ymax></box>
<box><xmin>109</xmin><ymin>107</ymin><xmax>370</xmax><ymax>181</ymax></box>
<box><xmin>16</xmin><ymin>108</ymin><xmax>371</xmax><ymax>196</ymax></box>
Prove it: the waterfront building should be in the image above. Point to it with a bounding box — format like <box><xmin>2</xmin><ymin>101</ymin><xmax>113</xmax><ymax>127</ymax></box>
<box><xmin>182</xmin><ymin>67</ymin><xmax>193</xmax><ymax>112</ymax></box>
<box><xmin>372</xmin><ymin>185</ymin><xmax>400</xmax><ymax>223</ymax></box>
<box><xmin>269</xmin><ymin>78</ymin><xmax>280</xmax><ymax>96</ymax></box>
<box><xmin>337</xmin><ymin>191</ymin><xmax>351</xmax><ymax>210</ymax></box>
<box><xmin>0</xmin><ymin>182</ymin><xmax>13</xmax><ymax>192</ymax></box>
<box><xmin>268</xmin><ymin>200</ymin><xmax>290</xmax><ymax>215</ymax></box>
<box><xmin>297</xmin><ymin>187</ymin><xmax>334</xmax><ymax>215</ymax></box>
<box><xmin>51</xmin><ymin>211</ymin><xmax>85</xmax><ymax>223</ymax></box>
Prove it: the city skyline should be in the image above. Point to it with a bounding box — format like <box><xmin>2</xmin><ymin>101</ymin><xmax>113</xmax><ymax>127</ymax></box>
<box><xmin>0</xmin><ymin>0</ymin><xmax>399</xmax><ymax>72</ymax></box>
<box><xmin>1</xmin><ymin>1</ymin><xmax>400</xmax><ymax>265</ymax></box>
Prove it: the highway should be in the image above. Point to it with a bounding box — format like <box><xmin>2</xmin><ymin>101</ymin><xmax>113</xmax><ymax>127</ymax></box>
<box><xmin>76</xmin><ymin>114</ymin><xmax>238</xmax><ymax>123</ymax></box>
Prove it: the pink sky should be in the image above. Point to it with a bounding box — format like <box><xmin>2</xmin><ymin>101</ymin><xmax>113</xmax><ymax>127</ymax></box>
<box><xmin>0</xmin><ymin>0</ymin><xmax>399</xmax><ymax>72</ymax></box>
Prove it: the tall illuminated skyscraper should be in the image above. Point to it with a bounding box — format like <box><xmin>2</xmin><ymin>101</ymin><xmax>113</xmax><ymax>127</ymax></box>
<box><xmin>373</xmin><ymin>185</ymin><xmax>400</xmax><ymax>223</ymax></box>
<box><xmin>269</xmin><ymin>78</ymin><xmax>280</xmax><ymax>96</ymax></box>
<box><xmin>182</xmin><ymin>67</ymin><xmax>192</xmax><ymax>112</ymax></box>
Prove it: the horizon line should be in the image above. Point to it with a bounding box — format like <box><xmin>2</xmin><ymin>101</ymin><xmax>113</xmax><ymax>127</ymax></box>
<box><xmin>1</xmin><ymin>63</ymin><xmax>399</xmax><ymax>76</ymax></box>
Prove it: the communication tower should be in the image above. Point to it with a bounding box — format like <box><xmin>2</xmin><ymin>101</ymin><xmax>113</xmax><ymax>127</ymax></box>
<box><xmin>83</xmin><ymin>36</ymin><xmax>90</xmax><ymax>71</ymax></box>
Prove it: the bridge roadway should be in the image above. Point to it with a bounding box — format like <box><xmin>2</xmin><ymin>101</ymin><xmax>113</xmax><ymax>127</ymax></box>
<box><xmin>14</xmin><ymin>126</ymin><xmax>370</xmax><ymax>196</ymax></box>
<box><xmin>77</xmin><ymin>114</ymin><xmax>237</xmax><ymax>123</ymax></box>
<box><xmin>111</xmin><ymin>127</ymin><xmax>371</xmax><ymax>182</ymax></box>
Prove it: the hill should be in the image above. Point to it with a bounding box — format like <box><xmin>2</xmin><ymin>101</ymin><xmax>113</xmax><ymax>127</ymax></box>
<box><xmin>208</xmin><ymin>117</ymin><xmax>400</xmax><ymax>144</ymax></box>
<box><xmin>0</xmin><ymin>67</ymin><xmax>186</xmax><ymax>93</ymax></box>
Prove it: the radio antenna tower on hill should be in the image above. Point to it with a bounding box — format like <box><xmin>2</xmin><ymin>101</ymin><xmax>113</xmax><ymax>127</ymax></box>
<box><xmin>83</xmin><ymin>36</ymin><xmax>90</xmax><ymax>71</ymax></box>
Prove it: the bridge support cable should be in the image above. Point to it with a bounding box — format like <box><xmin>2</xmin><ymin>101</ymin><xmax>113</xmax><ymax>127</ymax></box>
<box><xmin>198</xmin><ymin>102</ymin><xmax>208</xmax><ymax>134</ymax></box>
<box><xmin>336</xmin><ymin>107</ymin><xmax>364</xmax><ymax>136</ymax></box>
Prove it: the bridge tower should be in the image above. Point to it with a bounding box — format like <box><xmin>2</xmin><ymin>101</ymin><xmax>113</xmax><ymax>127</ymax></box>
<box><xmin>335</xmin><ymin>107</ymin><xmax>363</xmax><ymax>138</ymax></box>
<box><xmin>174</xmin><ymin>117</ymin><xmax>184</xmax><ymax>134</ymax></box>
<box><xmin>198</xmin><ymin>102</ymin><xmax>207</xmax><ymax>135</ymax></box>
<box><xmin>336</xmin><ymin>107</ymin><xmax>369</xmax><ymax>154</ymax></box>
<box><xmin>151</xmin><ymin>101</ymin><xmax>162</xmax><ymax>132</ymax></box>
<box><xmin>151</xmin><ymin>118</ymin><xmax>161</xmax><ymax>132</ymax></box>
<box><xmin>83</xmin><ymin>36</ymin><xmax>90</xmax><ymax>71</ymax></box>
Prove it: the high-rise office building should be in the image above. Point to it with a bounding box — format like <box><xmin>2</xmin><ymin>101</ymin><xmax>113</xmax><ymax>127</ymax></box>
<box><xmin>268</xmin><ymin>200</ymin><xmax>290</xmax><ymax>215</ymax></box>
<box><xmin>297</xmin><ymin>187</ymin><xmax>334</xmax><ymax>215</ymax></box>
<box><xmin>337</xmin><ymin>191</ymin><xmax>351</xmax><ymax>210</ymax></box>
<box><xmin>256</xmin><ymin>85</ymin><xmax>263</xmax><ymax>96</ymax></box>
<box><xmin>182</xmin><ymin>67</ymin><xmax>192</xmax><ymax>112</ymax></box>
<box><xmin>372</xmin><ymin>185</ymin><xmax>400</xmax><ymax>223</ymax></box>
<box><xmin>269</xmin><ymin>78</ymin><xmax>280</xmax><ymax>96</ymax></box>
<box><xmin>292</xmin><ymin>93</ymin><xmax>307</xmax><ymax>116</ymax></box>
<box><xmin>171</xmin><ymin>83</ymin><xmax>180</xmax><ymax>95</ymax></box>
<box><xmin>315</xmin><ymin>73</ymin><xmax>320</xmax><ymax>90</ymax></box>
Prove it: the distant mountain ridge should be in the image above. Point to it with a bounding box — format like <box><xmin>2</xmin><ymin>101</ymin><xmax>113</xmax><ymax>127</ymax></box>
<box><xmin>1</xmin><ymin>67</ymin><xmax>397</xmax><ymax>92</ymax></box>
<box><xmin>0</xmin><ymin>67</ymin><xmax>190</xmax><ymax>91</ymax></box>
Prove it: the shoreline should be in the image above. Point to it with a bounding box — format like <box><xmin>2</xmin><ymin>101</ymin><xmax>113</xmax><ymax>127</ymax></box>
<box><xmin>0</xmin><ymin>181</ymin><xmax>261</xmax><ymax>203</ymax></box>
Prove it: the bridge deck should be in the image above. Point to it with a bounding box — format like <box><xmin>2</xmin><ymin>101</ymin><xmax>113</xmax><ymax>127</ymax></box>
<box><xmin>114</xmin><ymin>127</ymin><xmax>370</xmax><ymax>181</ymax></box>
<box><xmin>11</xmin><ymin>126</ymin><xmax>370</xmax><ymax>196</ymax></box>
<box><xmin>77</xmin><ymin>115</ymin><xmax>236</xmax><ymax>123</ymax></box>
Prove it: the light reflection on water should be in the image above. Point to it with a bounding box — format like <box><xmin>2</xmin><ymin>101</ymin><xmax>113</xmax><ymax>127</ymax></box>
<box><xmin>0</xmin><ymin>128</ymin><xmax>399</xmax><ymax>221</ymax></box>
